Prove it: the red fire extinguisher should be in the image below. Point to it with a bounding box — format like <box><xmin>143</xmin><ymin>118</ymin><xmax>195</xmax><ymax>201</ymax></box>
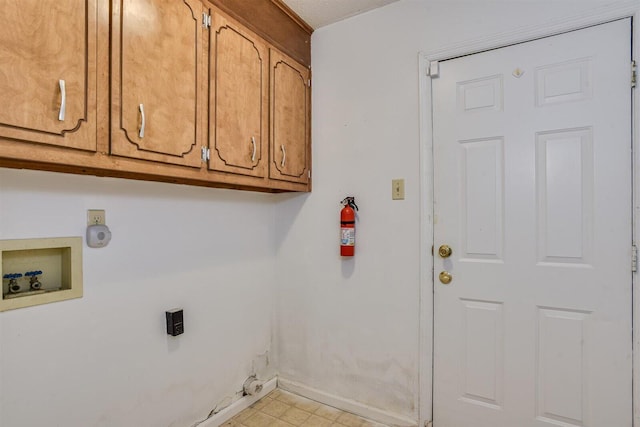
<box><xmin>340</xmin><ymin>197</ymin><xmax>358</xmax><ymax>256</ymax></box>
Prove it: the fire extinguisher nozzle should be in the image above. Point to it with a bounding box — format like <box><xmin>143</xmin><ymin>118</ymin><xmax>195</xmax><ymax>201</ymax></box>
<box><xmin>340</xmin><ymin>196</ymin><xmax>358</xmax><ymax>211</ymax></box>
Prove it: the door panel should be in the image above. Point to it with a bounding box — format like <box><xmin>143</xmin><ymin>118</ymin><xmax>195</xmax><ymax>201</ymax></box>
<box><xmin>536</xmin><ymin>307</ymin><xmax>588</xmax><ymax>425</ymax></box>
<box><xmin>111</xmin><ymin>0</ymin><xmax>204</xmax><ymax>167</ymax></box>
<box><xmin>459</xmin><ymin>298</ymin><xmax>504</xmax><ymax>408</ymax></box>
<box><xmin>269</xmin><ymin>49</ymin><xmax>310</xmax><ymax>184</ymax></box>
<box><xmin>460</xmin><ymin>137</ymin><xmax>504</xmax><ymax>261</ymax></box>
<box><xmin>432</xmin><ymin>19</ymin><xmax>632</xmax><ymax>427</ymax></box>
<box><xmin>0</xmin><ymin>0</ymin><xmax>96</xmax><ymax>151</ymax></box>
<box><xmin>209</xmin><ymin>11</ymin><xmax>267</xmax><ymax>177</ymax></box>
<box><xmin>536</xmin><ymin>128</ymin><xmax>593</xmax><ymax>265</ymax></box>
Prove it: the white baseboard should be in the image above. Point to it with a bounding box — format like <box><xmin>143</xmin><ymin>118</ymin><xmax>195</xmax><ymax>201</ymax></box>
<box><xmin>277</xmin><ymin>378</ymin><xmax>417</xmax><ymax>427</ymax></box>
<box><xmin>198</xmin><ymin>377</ymin><xmax>277</xmax><ymax>427</ymax></box>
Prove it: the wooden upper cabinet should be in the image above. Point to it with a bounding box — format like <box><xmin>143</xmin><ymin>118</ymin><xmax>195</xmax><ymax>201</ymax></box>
<box><xmin>0</xmin><ymin>0</ymin><xmax>312</xmax><ymax>192</ymax></box>
<box><xmin>209</xmin><ymin>11</ymin><xmax>268</xmax><ymax>178</ymax></box>
<box><xmin>269</xmin><ymin>49</ymin><xmax>310</xmax><ymax>185</ymax></box>
<box><xmin>0</xmin><ymin>0</ymin><xmax>97</xmax><ymax>151</ymax></box>
<box><xmin>111</xmin><ymin>0</ymin><xmax>205</xmax><ymax>168</ymax></box>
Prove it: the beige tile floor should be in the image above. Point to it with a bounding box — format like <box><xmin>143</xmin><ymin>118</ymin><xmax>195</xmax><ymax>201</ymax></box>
<box><xmin>222</xmin><ymin>389</ymin><xmax>388</xmax><ymax>427</ymax></box>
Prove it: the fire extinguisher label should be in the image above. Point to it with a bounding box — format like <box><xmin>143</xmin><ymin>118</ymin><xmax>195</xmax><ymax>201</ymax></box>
<box><xmin>341</xmin><ymin>228</ymin><xmax>355</xmax><ymax>246</ymax></box>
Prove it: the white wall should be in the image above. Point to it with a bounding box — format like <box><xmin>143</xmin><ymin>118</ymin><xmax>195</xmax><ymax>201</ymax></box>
<box><xmin>0</xmin><ymin>169</ymin><xmax>277</xmax><ymax>427</ymax></box>
<box><xmin>274</xmin><ymin>0</ymin><xmax>628</xmax><ymax>422</ymax></box>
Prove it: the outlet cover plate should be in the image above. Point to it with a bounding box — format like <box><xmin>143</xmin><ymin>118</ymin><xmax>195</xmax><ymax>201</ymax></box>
<box><xmin>87</xmin><ymin>209</ymin><xmax>106</xmax><ymax>225</ymax></box>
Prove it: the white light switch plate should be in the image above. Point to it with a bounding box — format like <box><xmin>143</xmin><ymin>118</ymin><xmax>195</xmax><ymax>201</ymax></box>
<box><xmin>392</xmin><ymin>179</ymin><xmax>405</xmax><ymax>200</ymax></box>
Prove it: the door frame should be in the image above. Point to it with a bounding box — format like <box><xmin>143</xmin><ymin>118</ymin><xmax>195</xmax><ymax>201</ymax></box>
<box><xmin>418</xmin><ymin>3</ymin><xmax>640</xmax><ymax>426</ymax></box>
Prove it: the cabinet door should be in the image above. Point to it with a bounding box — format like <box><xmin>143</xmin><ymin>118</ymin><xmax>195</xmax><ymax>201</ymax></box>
<box><xmin>269</xmin><ymin>49</ymin><xmax>310</xmax><ymax>185</ymax></box>
<box><xmin>111</xmin><ymin>0</ymin><xmax>204</xmax><ymax>167</ymax></box>
<box><xmin>0</xmin><ymin>0</ymin><xmax>97</xmax><ymax>151</ymax></box>
<box><xmin>209</xmin><ymin>12</ymin><xmax>268</xmax><ymax>178</ymax></box>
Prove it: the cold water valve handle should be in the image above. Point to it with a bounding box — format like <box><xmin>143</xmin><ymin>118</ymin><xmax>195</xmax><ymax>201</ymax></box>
<box><xmin>3</xmin><ymin>273</ymin><xmax>23</xmax><ymax>293</ymax></box>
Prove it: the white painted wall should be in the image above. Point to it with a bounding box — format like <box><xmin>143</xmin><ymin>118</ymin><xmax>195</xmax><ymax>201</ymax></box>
<box><xmin>0</xmin><ymin>169</ymin><xmax>277</xmax><ymax>427</ymax></box>
<box><xmin>274</xmin><ymin>0</ymin><xmax>631</xmax><ymax>422</ymax></box>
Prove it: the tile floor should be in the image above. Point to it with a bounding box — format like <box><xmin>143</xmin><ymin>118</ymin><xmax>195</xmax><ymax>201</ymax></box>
<box><xmin>222</xmin><ymin>389</ymin><xmax>388</xmax><ymax>427</ymax></box>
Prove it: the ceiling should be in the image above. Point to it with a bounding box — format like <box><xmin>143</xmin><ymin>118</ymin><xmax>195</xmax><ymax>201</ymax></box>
<box><xmin>281</xmin><ymin>0</ymin><xmax>402</xmax><ymax>29</ymax></box>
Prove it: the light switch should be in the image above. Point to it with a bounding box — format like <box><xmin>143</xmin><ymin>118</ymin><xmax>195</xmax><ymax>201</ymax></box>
<box><xmin>392</xmin><ymin>179</ymin><xmax>405</xmax><ymax>200</ymax></box>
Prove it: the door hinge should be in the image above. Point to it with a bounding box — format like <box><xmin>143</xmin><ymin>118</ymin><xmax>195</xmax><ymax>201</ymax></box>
<box><xmin>202</xmin><ymin>13</ymin><xmax>211</xmax><ymax>29</ymax></box>
<box><xmin>427</xmin><ymin>61</ymin><xmax>439</xmax><ymax>78</ymax></box>
<box><xmin>632</xmin><ymin>60</ymin><xmax>636</xmax><ymax>88</ymax></box>
<box><xmin>633</xmin><ymin>244</ymin><xmax>638</xmax><ymax>272</ymax></box>
<box><xmin>201</xmin><ymin>146</ymin><xmax>210</xmax><ymax>162</ymax></box>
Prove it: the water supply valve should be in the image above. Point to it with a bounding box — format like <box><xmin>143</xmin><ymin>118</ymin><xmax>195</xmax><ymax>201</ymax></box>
<box><xmin>25</xmin><ymin>270</ymin><xmax>43</xmax><ymax>290</ymax></box>
<box><xmin>3</xmin><ymin>273</ymin><xmax>23</xmax><ymax>293</ymax></box>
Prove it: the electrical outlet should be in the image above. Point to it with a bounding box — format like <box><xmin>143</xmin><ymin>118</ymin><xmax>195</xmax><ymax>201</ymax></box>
<box><xmin>87</xmin><ymin>209</ymin><xmax>106</xmax><ymax>225</ymax></box>
<box><xmin>392</xmin><ymin>179</ymin><xmax>405</xmax><ymax>200</ymax></box>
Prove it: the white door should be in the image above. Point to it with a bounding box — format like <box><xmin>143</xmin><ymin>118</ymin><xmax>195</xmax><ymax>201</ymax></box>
<box><xmin>432</xmin><ymin>19</ymin><xmax>632</xmax><ymax>427</ymax></box>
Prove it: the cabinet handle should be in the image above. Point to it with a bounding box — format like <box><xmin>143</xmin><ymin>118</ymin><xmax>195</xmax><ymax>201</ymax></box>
<box><xmin>251</xmin><ymin>136</ymin><xmax>256</xmax><ymax>162</ymax></box>
<box><xmin>138</xmin><ymin>104</ymin><xmax>145</xmax><ymax>138</ymax></box>
<box><xmin>58</xmin><ymin>79</ymin><xmax>66</xmax><ymax>121</ymax></box>
<box><xmin>281</xmin><ymin>145</ymin><xmax>286</xmax><ymax>167</ymax></box>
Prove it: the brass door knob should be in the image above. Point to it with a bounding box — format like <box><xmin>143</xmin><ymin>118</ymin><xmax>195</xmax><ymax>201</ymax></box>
<box><xmin>438</xmin><ymin>245</ymin><xmax>452</xmax><ymax>258</ymax></box>
<box><xmin>439</xmin><ymin>271</ymin><xmax>452</xmax><ymax>284</ymax></box>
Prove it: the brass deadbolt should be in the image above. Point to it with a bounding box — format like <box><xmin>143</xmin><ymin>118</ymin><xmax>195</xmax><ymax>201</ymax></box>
<box><xmin>438</xmin><ymin>245</ymin><xmax>452</xmax><ymax>258</ymax></box>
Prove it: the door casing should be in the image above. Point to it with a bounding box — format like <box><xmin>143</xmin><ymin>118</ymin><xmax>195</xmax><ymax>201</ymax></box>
<box><xmin>418</xmin><ymin>3</ymin><xmax>640</xmax><ymax>426</ymax></box>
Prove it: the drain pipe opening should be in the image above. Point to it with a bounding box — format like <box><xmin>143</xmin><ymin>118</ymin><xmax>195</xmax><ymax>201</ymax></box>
<box><xmin>243</xmin><ymin>375</ymin><xmax>264</xmax><ymax>396</ymax></box>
